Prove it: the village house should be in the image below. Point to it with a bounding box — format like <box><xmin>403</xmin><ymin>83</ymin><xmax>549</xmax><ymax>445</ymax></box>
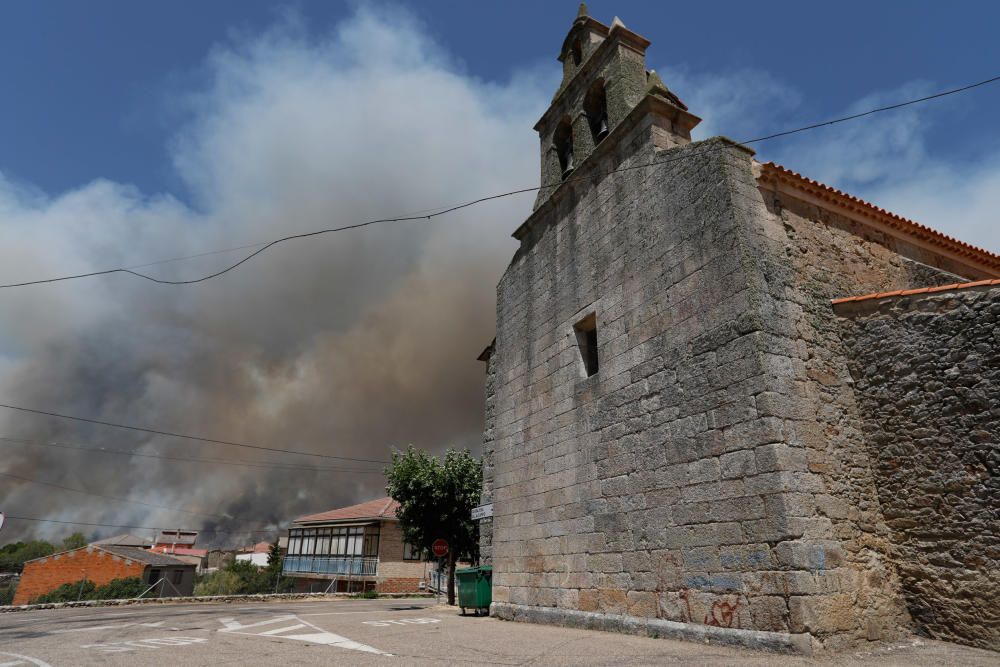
<box><xmin>236</xmin><ymin>541</ymin><xmax>273</xmax><ymax>568</ymax></box>
<box><xmin>282</xmin><ymin>497</ymin><xmax>428</xmax><ymax>593</ymax></box>
<box><xmin>478</xmin><ymin>6</ymin><xmax>999</xmax><ymax>654</ymax></box>
<box><xmin>13</xmin><ymin>544</ymin><xmax>195</xmax><ymax>604</ymax></box>
<box><xmin>150</xmin><ymin>529</ymin><xmax>208</xmax><ymax>572</ymax></box>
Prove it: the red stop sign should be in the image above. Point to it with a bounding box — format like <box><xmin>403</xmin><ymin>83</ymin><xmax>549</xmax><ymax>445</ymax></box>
<box><xmin>431</xmin><ymin>538</ymin><xmax>448</xmax><ymax>557</ymax></box>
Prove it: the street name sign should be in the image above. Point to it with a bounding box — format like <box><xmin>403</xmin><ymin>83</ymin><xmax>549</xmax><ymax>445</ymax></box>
<box><xmin>471</xmin><ymin>504</ymin><xmax>494</xmax><ymax>520</ymax></box>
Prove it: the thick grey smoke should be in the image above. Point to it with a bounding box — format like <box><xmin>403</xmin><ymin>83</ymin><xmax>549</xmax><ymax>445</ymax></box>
<box><xmin>0</xmin><ymin>8</ymin><xmax>551</xmax><ymax>545</ymax></box>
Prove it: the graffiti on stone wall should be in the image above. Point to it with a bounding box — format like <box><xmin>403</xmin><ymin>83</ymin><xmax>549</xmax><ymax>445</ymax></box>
<box><xmin>679</xmin><ymin>588</ymin><xmax>743</xmax><ymax>629</ymax></box>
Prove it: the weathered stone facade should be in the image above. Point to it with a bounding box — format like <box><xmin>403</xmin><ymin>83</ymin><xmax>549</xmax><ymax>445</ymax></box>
<box><xmin>479</xmin><ymin>7</ymin><xmax>1000</xmax><ymax>655</ymax></box>
<box><xmin>835</xmin><ymin>286</ymin><xmax>1000</xmax><ymax>650</ymax></box>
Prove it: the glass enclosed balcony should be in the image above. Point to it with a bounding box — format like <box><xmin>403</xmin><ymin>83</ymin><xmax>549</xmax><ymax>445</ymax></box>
<box><xmin>283</xmin><ymin>555</ymin><xmax>378</xmax><ymax>576</ymax></box>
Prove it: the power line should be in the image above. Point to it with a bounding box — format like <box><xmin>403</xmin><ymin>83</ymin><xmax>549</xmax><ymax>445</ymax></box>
<box><xmin>0</xmin><ymin>403</ymin><xmax>391</xmax><ymax>465</ymax></box>
<box><xmin>2</xmin><ymin>73</ymin><xmax>997</xmax><ymax>290</ymax></box>
<box><xmin>746</xmin><ymin>74</ymin><xmax>1000</xmax><ymax>143</ymax></box>
<box><xmin>4</xmin><ymin>515</ymin><xmax>278</xmax><ymax>534</ymax></box>
<box><xmin>0</xmin><ymin>471</ymin><xmax>227</xmax><ymax>520</ymax></box>
<box><xmin>0</xmin><ymin>435</ymin><xmax>385</xmax><ymax>474</ymax></box>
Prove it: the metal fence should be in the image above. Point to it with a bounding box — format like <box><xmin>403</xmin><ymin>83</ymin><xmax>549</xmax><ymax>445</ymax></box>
<box><xmin>282</xmin><ymin>556</ymin><xmax>378</xmax><ymax>576</ymax></box>
<box><xmin>427</xmin><ymin>568</ymin><xmax>447</xmax><ymax>594</ymax></box>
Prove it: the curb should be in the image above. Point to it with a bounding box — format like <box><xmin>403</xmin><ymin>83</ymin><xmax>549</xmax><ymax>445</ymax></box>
<box><xmin>491</xmin><ymin>602</ymin><xmax>813</xmax><ymax>655</ymax></box>
<box><xmin>0</xmin><ymin>591</ymin><xmax>434</xmax><ymax>614</ymax></box>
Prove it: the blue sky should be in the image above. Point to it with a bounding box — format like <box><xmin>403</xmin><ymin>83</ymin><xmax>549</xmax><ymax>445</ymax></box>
<box><xmin>3</xmin><ymin>1</ymin><xmax>1000</xmax><ymax>201</ymax></box>
<box><xmin>1</xmin><ymin>1</ymin><xmax>999</xmax><ymax>537</ymax></box>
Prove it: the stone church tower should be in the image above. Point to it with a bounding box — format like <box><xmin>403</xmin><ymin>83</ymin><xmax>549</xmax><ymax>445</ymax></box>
<box><xmin>479</xmin><ymin>6</ymin><xmax>1000</xmax><ymax>654</ymax></box>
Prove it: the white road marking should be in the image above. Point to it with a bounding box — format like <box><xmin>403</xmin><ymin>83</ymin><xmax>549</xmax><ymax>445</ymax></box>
<box><xmin>218</xmin><ymin>614</ymin><xmax>389</xmax><ymax>655</ymax></box>
<box><xmin>218</xmin><ymin>615</ymin><xmax>297</xmax><ymax>631</ymax></box>
<box><xmin>302</xmin><ymin>610</ymin><xmax>422</xmax><ymax>617</ymax></box>
<box><xmin>52</xmin><ymin>620</ymin><xmax>167</xmax><ymax>634</ymax></box>
<box><xmin>0</xmin><ymin>652</ymin><xmax>52</xmax><ymax>667</ymax></box>
<box><xmin>80</xmin><ymin>636</ymin><xmax>207</xmax><ymax>653</ymax></box>
<box><xmin>258</xmin><ymin>623</ymin><xmax>306</xmax><ymax>635</ymax></box>
<box><xmin>362</xmin><ymin>618</ymin><xmax>440</xmax><ymax>627</ymax></box>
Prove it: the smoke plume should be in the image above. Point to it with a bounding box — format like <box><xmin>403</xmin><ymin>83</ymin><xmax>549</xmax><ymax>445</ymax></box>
<box><xmin>0</xmin><ymin>7</ymin><xmax>549</xmax><ymax>545</ymax></box>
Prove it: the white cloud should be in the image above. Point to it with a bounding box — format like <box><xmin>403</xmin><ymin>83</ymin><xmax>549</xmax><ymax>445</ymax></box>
<box><xmin>663</xmin><ymin>65</ymin><xmax>1000</xmax><ymax>253</ymax></box>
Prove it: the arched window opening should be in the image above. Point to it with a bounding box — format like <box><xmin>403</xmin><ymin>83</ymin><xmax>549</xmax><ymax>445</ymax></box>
<box><xmin>554</xmin><ymin>117</ymin><xmax>575</xmax><ymax>179</ymax></box>
<box><xmin>584</xmin><ymin>81</ymin><xmax>609</xmax><ymax>144</ymax></box>
<box><xmin>571</xmin><ymin>39</ymin><xmax>583</xmax><ymax>66</ymax></box>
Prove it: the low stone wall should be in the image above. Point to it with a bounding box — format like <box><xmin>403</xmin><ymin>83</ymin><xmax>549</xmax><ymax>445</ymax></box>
<box><xmin>836</xmin><ymin>285</ymin><xmax>1000</xmax><ymax>651</ymax></box>
<box><xmin>0</xmin><ymin>590</ymin><xmax>433</xmax><ymax>614</ymax></box>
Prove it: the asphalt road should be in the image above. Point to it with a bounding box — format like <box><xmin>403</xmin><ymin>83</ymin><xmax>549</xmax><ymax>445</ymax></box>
<box><xmin>0</xmin><ymin>597</ymin><xmax>995</xmax><ymax>666</ymax></box>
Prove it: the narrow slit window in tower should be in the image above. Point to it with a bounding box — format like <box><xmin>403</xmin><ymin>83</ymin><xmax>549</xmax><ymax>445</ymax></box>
<box><xmin>574</xmin><ymin>313</ymin><xmax>599</xmax><ymax>377</ymax></box>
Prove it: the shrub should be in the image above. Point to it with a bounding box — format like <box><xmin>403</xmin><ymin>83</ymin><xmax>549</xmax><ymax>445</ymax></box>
<box><xmin>358</xmin><ymin>589</ymin><xmax>378</xmax><ymax>599</ymax></box>
<box><xmin>93</xmin><ymin>577</ymin><xmax>146</xmax><ymax>600</ymax></box>
<box><xmin>30</xmin><ymin>576</ymin><xmax>150</xmax><ymax>604</ymax></box>
<box><xmin>32</xmin><ymin>579</ymin><xmax>96</xmax><ymax>603</ymax></box>
<box><xmin>0</xmin><ymin>582</ymin><xmax>16</xmax><ymax>606</ymax></box>
<box><xmin>194</xmin><ymin>570</ymin><xmax>242</xmax><ymax>596</ymax></box>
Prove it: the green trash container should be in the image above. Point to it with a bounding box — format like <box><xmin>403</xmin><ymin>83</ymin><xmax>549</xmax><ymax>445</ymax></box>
<box><xmin>456</xmin><ymin>565</ymin><xmax>492</xmax><ymax>616</ymax></box>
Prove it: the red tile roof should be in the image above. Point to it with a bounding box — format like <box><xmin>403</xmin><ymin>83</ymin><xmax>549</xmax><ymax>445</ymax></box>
<box><xmin>758</xmin><ymin>162</ymin><xmax>1000</xmax><ymax>276</ymax></box>
<box><xmin>294</xmin><ymin>496</ymin><xmax>400</xmax><ymax>524</ymax></box>
<box><xmin>832</xmin><ymin>277</ymin><xmax>1000</xmax><ymax>305</ymax></box>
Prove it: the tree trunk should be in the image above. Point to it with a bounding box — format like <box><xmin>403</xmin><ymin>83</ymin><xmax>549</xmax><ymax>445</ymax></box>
<box><xmin>447</xmin><ymin>552</ymin><xmax>456</xmax><ymax>606</ymax></box>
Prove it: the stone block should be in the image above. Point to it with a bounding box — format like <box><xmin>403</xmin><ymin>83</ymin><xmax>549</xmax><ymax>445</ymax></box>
<box><xmin>686</xmin><ymin>457</ymin><xmax>721</xmax><ymax>484</ymax></box>
<box><xmin>747</xmin><ymin>595</ymin><xmax>790</xmax><ymax>632</ymax></box>
<box><xmin>597</xmin><ymin>588</ymin><xmax>628</xmax><ymax>614</ymax></box>
<box><xmin>773</xmin><ymin>540</ymin><xmax>843</xmax><ymax>570</ymax></box>
<box><xmin>720</xmin><ymin>450</ymin><xmax>756</xmax><ymax>479</ymax></box>
<box><xmin>755</xmin><ymin>443</ymin><xmax>809</xmax><ymax>473</ymax></box>
<box><xmin>626</xmin><ymin>590</ymin><xmax>658</xmax><ymax>618</ymax></box>
<box><xmin>788</xmin><ymin>594</ymin><xmax>857</xmax><ymax>634</ymax></box>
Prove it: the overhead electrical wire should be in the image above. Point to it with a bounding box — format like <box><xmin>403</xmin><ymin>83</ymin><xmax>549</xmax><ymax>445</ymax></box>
<box><xmin>0</xmin><ymin>435</ymin><xmax>385</xmax><ymax>474</ymax></box>
<box><xmin>0</xmin><ymin>74</ymin><xmax>996</xmax><ymax>290</ymax></box>
<box><xmin>0</xmin><ymin>402</ymin><xmax>392</xmax><ymax>464</ymax></box>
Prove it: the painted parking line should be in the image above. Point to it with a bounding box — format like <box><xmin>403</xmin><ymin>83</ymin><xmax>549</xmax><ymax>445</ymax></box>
<box><xmin>0</xmin><ymin>652</ymin><xmax>53</xmax><ymax>667</ymax></box>
<box><xmin>218</xmin><ymin>614</ymin><xmax>389</xmax><ymax>656</ymax></box>
<box><xmin>362</xmin><ymin>618</ymin><xmax>441</xmax><ymax>627</ymax></box>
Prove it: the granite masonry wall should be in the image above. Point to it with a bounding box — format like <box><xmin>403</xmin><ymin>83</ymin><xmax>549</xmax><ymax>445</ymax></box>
<box><xmin>835</xmin><ymin>286</ymin><xmax>1000</xmax><ymax>651</ymax></box>
<box><xmin>483</xmin><ymin>11</ymin><xmax>998</xmax><ymax>654</ymax></box>
<box><xmin>479</xmin><ymin>346</ymin><xmax>498</xmax><ymax>566</ymax></box>
<box><xmin>733</xmin><ymin>172</ymin><xmax>982</xmax><ymax>649</ymax></box>
<box><xmin>484</xmin><ymin>112</ymin><xmax>932</xmax><ymax>649</ymax></box>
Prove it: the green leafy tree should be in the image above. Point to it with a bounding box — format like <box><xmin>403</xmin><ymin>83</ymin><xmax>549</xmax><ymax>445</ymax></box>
<box><xmin>61</xmin><ymin>532</ymin><xmax>87</xmax><ymax>551</ymax></box>
<box><xmin>385</xmin><ymin>446</ymin><xmax>482</xmax><ymax>605</ymax></box>
<box><xmin>264</xmin><ymin>539</ymin><xmax>292</xmax><ymax>593</ymax></box>
<box><xmin>0</xmin><ymin>540</ymin><xmax>56</xmax><ymax>573</ymax></box>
